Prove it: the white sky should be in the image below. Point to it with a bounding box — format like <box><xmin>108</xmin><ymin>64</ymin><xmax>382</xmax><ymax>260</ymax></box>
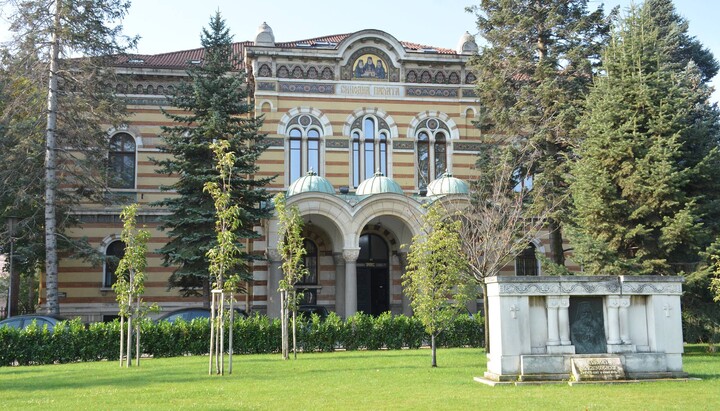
<box><xmin>0</xmin><ymin>0</ymin><xmax>718</xmax><ymax>100</ymax></box>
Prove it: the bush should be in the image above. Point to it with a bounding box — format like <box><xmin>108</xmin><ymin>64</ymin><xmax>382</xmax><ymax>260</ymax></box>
<box><xmin>0</xmin><ymin>313</ymin><xmax>484</xmax><ymax>366</ymax></box>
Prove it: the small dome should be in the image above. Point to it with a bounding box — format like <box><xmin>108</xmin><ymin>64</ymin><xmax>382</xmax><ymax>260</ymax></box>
<box><xmin>456</xmin><ymin>31</ymin><xmax>478</xmax><ymax>55</ymax></box>
<box><xmin>255</xmin><ymin>22</ymin><xmax>275</xmax><ymax>47</ymax></box>
<box><xmin>427</xmin><ymin>172</ymin><xmax>469</xmax><ymax>196</ymax></box>
<box><xmin>356</xmin><ymin>171</ymin><xmax>404</xmax><ymax>196</ymax></box>
<box><xmin>287</xmin><ymin>170</ymin><xmax>334</xmax><ymax>196</ymax></box>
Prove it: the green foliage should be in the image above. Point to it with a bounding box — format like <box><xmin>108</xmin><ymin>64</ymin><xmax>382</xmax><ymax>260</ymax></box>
<box><xmin>403</xmin><ymin>204</ymin><xmax>473</xmax><ymax>338</ymax></box>
<box><xmin>204</xmin><ymin>140</ymin><xmax>244</xmax><ymax>291</ymax></box>
<box><xmin>0</xmin><ymin>313</ymin><xmax>485</xmax><ymax>366</ymax></box>
<box><xmin>153</xmin><ymin>12</ymin><xmax>272</xmax><ymax>296</ymax></box>
<box><xmin>468</xmin><ymin>0</ymin><xmax>614</xmax><ymax>265</ymax></box>
<box><xmin>569</xmin><ymin>2</ymin><xmax>720</xmax><ymax>276</ymax></box>
<box><xmin>113</xmin><ymin>204</ymin><xmax>151</xmax><ymax>317</ymax></box>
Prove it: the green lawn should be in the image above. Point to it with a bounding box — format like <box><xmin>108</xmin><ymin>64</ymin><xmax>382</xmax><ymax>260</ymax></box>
<box><xmin>1</xmin><ymin>346</ymin><xmax>718</xmax><ymax>410</ymax></box>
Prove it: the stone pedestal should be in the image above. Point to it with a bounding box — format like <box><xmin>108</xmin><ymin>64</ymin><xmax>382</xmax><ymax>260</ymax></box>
<box><xmin>480</xmin><ymin>276</ymin><xmax>686</xmax><ymax>383</ymax></box>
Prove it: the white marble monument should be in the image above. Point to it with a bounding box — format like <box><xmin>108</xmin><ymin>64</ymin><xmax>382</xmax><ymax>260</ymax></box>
<box><xmin>478</xmin><ymin>276</ymin><xmax>688</xmax><ymax>383</ymax></box>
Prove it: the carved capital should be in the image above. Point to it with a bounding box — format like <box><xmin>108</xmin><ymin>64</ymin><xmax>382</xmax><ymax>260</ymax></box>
<box><xmin>546</xmin><ymin>295</ymin><xmax>562</xmax><ymax>309</ymax></box>
<box><xmin>343</xmin><ymin>248</ymin><xmax>361</xmax><ymax>263</ymax></box>
<box><xmin>333</xmin><ymin>252</ymin><xmax>345</xmax><ymax>265</ymax></box>
<box><xmin>607</xmin><ymin>295</ymin><xmax>622</xmax><ymax>308</ymax></box>
<box><xmin>618</xmin><ymin>295</ymin><xmax>631</xmax><ymax>308</ymax></box>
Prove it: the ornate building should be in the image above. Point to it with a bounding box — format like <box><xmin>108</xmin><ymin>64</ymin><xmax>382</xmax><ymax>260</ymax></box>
<box><xmin>55</xmin><ymin>25</ymin><xmax>567</xmax><ymax>321</ymax></box>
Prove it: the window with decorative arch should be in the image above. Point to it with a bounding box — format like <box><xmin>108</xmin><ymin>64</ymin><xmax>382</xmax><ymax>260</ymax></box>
<box><xmin>415</xmin><ymin>118</ymin><xmax>448</xmax><ymax>188</ymax></box>
<box><xmin>287</xmin><ymin>114</ymin><xmax>323</xmax><ymax>183</ymax></box>
<box><xmin>103</xmin><ymin>240</ymin><xmax>125</xmax><ymax>288</ymax></box>
<box><xmin>351</xmin><ymin>115</ymin><xmax>389</xmax><ymax>187</ymax></box>
<box><xmin>108</xmin><ymin>132</ymin><xmax>136</xmax><ymax>189</ymax></box>
<box><xmin>297</xmin><ymin>239</ymin><xmax>319</xmax><ymax>304</ymax></box>
<box><xmin>515</xmin><ymin>243</ymin><xmax>539</xmax><ymax>276</ymax></box>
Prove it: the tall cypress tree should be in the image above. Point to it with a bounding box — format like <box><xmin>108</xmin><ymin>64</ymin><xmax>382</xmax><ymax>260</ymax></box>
<box><xmin>153</xmin><ymin>12</ymin><xmax>272</xmax><ymax>300</ymax></box>
<box><xmin>468</xmin><ymin>0</ymin><xmax>613</xmax><ymax>268</ymax></box>
<box><xmin>569</xmin><ymin>2</ymin><xmax>720</xmax><ymax>276</ymax></box>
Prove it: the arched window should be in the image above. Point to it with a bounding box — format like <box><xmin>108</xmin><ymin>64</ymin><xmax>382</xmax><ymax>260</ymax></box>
<box><xmin>516</xmin><ymin>243</ymin><xmax>539</xmax><ymax>276</ymax></box>
<box><xmin>298</xmin><ymin>239</ymin><xmax>318</xmax><ymax>304</ymax></box>
<box><xmin>351</xmin><ymin>115</ymin><xmax>389</xmax><ymax>187</ymax></box>
<box><xmin>287</xmin><ymin>114</ymin><xmax>323</xmax><ymax>183</ymax></box>
<box><xmin>108</xmin><ymin>133</ymin><xmax>136</xmax><ymax>189</ymax></box>
<box><xmin>103</xmin><ymin>240</ymin><xmax>125</xmax><ymax>288</ymax></box>
<box><xmin>415</xmin><ymin>118</ymin><xmax>448</xmax><ymax>188</ymax></box>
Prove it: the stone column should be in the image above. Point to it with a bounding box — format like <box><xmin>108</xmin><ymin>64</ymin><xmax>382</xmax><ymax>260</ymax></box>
<box><xmin>606</xmin><ymin>295</ymin><xmax>622</xmax><ymax>345</ymax></box>
<box><xmin>557</xmin><ymin>296</ymin><xmax>571</xmax><ymax>345</ymax></box>
<box><xmin>618</xmin><ymin>295</ymin><xmax>632</xmax><ymax>344</ymax></box>
<box><xmin>343</xmin><ymin>248</ymin><xmax>360</xmax><ymax>318</ymax></box>
<box><xmin>397</xmin><ymin>252</ymin><xmax>411</xmax><ymax>316</ymax></box>
<box><xmin>546</xmin><ymin>296</ymin><xmax>560</xmax><ymax>346</ymax></box>
<box><xmin>266</xmin><ymin>249</ymin><xmax>282</xmax><ymax>318</ymax></box>
<box><xmin>333</xmin><ymin>252</ymin><xmax>346</xmax><ymax>317</ymax></box>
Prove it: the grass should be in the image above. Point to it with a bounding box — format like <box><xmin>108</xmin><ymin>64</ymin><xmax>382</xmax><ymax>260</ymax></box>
<box><xmin>0</xmin><ymin>346</ymin><xmax>718</xmax><ymax>410</ymax></box>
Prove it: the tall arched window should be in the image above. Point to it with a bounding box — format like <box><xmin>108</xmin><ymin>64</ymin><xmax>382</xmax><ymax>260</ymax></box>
<box><xmin>287</xmin><ymin>114</ymin><xmax>323</xmax><ymax>183</ymax></box>
<box><xmin>351</xmin><ymin>115</ymin><xmax>389</xmax><ymax>187</ymax></box>
<box><xmin>298</xmin><ymin>239</ymin><xmax>318</xmax><ymax>304</ymax></box>
<box><xmin>103</xmin><ymin>240</ymin><xmax>125</xmax><ymax>288</ymax></box>
<box><xmin>108</xmin><ymin>133</ymin><xmax>136</xmax><ymax>189</ymax></box>
<box><xmin>415</xmin><ymin>118</ymin><xmax>448</xmax><ymax>188</ymax></box>
<box><xmin>516</xmin><ymin>243</ymin><xmax>539</xmax><ymax>276</ymax></box>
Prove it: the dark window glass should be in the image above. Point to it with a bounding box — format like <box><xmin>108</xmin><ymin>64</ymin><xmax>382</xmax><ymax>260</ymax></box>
<box><xmin>417</xmin><ymin>132</ymin><xmax>429</xmax><ymax>188</ymax></box>
<box><xmin>353</xmin><ymin>135</ymin><xmax>360</xmax><ymax>188</ymax></box>
<box><xmin>379</xmin><ymin>132</ymin><xmax>387</xmax><ymax>176</ymax></box>
<box><xmin>516</xmin><ymin>243</ymin><xmax>538</xmax><ymax>276</ymax></box>
<box><xmin>289</xmin><ymin>129</ymin><xmax>302</xmax><ymax>182</ymax></box>
<box><xmin>307</xmin><ymin>129</ymin><xmax>320</xmax><ymax>174</ymax></box>
<box><xmin>300</xmin><ymin>239</ymin><xmax>318</xmax><ymax>285</ymax></box>
<box><xmin>434</xmin><ymin>133</ymin><xmax>447</xmax><ymax>178</ymax></box>
<box><xmin>104</xmin><ymin>240</ymin><xmax>126</xmax><ymax>287</ymax></box>
<box><xmin>108</xmin><ymin>133</ymin><xmax>135</xmax><ymax>189</ymax></box>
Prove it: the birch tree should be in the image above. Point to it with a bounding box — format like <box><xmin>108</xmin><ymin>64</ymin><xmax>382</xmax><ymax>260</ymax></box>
<box><xmin>1</xmin><ymin>0</ymin><xmax>137</xmax><ymax>314</ymax></box>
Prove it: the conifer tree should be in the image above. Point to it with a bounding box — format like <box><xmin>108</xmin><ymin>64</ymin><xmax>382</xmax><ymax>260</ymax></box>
<box><xmin>0</xmin><ymin>0</ymin><xmax>137</xmax><ymax>313</ymax></box>
<box><xmin>468</xmin><ymin>0</ymin><xmax>613</xmax><ymax>268</ymax></box>
<box><xmin>153</xmin><ymin>12</ymin><xmax>272</xmax><ymax>301</ymax></box>
<box><xmin>569</xmin><ymin>2</ymin><xmax>720</xmax><ymax>276</ymax></box>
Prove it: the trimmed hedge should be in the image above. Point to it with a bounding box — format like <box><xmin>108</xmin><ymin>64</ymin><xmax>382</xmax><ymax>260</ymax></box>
<box><xmin>0</xmin><ymin>313</ymin><xmax>484</xmax><ymax>366</ymax></box>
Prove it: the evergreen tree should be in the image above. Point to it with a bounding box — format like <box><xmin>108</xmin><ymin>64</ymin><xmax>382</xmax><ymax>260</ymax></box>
<box><xmin>0</xmin><ymin>0</ymin><xmax>137</xmax><ymax>313</ymax></box>
<box><xmin>153</xmin><ymin>12</ymin><xmax>272</xmax><ymax>301</ymax></box>
<box><xmin>468</xmin><ymin>0</ymin><xmax>613</xmax><ymax>267</ymax></box>
<box><xmin>569</xmin><ymin>2</ymin><xmax>720</xmax><ymax>276</ymax></box>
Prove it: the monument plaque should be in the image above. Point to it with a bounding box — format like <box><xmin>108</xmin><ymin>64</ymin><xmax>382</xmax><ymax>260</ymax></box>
<box><xmin>569</xmin><ymin>297</ymin><xmax>606</xmax><ymax>354</ymax></box>
<box><xmin>571</xmin><ymin>357</ymin><xmax>626</xmax><ymax>381</ymax></box>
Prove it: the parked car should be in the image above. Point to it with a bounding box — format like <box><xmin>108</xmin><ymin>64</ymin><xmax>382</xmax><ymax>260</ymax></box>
<box><xmin>296</xmin><ymin>305</ymin><xmax>330</xmax><ymax>320</ymax></box>
<box><xmin>155</xmin><ymin>307</ymin><xmax>248</xmax><ymax>323</ymax></box>
<box><xmin>0</xmin><ymin>314</ymin><xmax>68</xmax><ymax>332</ymax></box>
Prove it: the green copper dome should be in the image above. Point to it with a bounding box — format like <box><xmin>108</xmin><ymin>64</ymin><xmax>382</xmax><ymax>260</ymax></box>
<box><xmin>356</xmin><ymin>171</ymin><xmax>404</xmax><ymax>195</ymax></box>
<box><xmin>426</xmin><ymin>172</ymin><xmax>469</xmax><ymax>196</ymax></box>
<box><xmin>287</xmin><ymin>170</ymin><xmax>335</xmax><ymax>196</ymax></box>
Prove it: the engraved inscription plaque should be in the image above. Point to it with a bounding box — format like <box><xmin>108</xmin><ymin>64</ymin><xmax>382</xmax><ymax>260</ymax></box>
<box><xmin>569</xmin><ymin>297</ymin><xmax>607</xmax><ymax>354</ymax></box>
<box><xmin>571</xmin><ymin>357</ymin><xmax>626</xmax><ymax>381</ymax></box>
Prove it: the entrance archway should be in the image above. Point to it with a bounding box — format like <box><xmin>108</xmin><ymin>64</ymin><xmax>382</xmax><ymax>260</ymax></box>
<box><xmin>356</xmin><ymin>233</ymin><xmax>389</xmax><ymax>315</ymax></box>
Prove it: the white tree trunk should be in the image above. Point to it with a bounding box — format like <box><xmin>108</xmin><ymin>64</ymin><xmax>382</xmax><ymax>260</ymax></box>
<box><xmin>44</xmin><ymin>0</ymin><xmax>62</xmax><ymax>315</ymax></box>
<box><xmin>135</xmin><ymin>297</ymin><xmax>140</xmax><ymax>366</ymax></box>
<box><xmin>119</xmin><ymin>315</ymin><xmax>124</xmax><ymax>367</ymax></box>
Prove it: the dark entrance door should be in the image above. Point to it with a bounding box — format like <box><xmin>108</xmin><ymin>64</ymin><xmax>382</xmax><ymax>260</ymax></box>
<box><xmin>356</xmin><ymin>234</ymin><xmax>389</xmax><ymax>316</ymax></box>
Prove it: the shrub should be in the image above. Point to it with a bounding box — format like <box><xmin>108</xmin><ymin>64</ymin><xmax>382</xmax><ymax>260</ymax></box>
<box><xmin>0</xmin><ymin>313</ymin><xmax>484</xmax><ymax>366</ymax></box>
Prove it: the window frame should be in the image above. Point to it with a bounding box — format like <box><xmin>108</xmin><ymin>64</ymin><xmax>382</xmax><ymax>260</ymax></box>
<box><xmin>286</xmin><ymin>115</ymin><xmax>324</xmax><ymax>184</ymax></box>
<box><xmin>415</xmin><ymin>119</ymin><xmax>448</xmax><ymax>189</ymax></box>
<box><xmin>103</xmin><ymin>240</ymin><xmax>126</xmax><ymax>288</ymax></box>
<box><xmin>351</xmin><ymin>115</ymin><xmax>389</xmax><ymax>187</ymax></box>
<box><xmin>515</xmin><ymin>243</ymin><xmax>540</xmax><ymax>276</ymax></box>
<box><xmin>108</xmin><ymin>132</ymin><xmax>137</xmax><ymax>189</ymax></box>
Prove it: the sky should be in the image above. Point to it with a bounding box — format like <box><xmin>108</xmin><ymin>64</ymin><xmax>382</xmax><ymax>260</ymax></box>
<box><xmin>1</xmin><ymin>0</ymin><xmax>718</xmax><ymax>100</ymax></box>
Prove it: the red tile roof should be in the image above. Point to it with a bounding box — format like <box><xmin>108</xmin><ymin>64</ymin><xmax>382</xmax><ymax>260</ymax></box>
<box><xmin>115</xmin><ymin>33</ymin><xmax>456</xmax><ymax>69</ymax></box>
